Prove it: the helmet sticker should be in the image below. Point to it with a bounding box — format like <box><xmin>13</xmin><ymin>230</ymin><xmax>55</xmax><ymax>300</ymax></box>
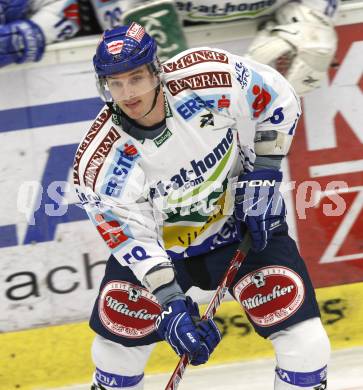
<box><xmin>107</xmin><ymin>40</ymin><xmax>124</xmax><ymax>55</ymax></box>
<box><xmin>126</xmin><ymin>22</ymin><xmax>145</xmax><ymax>43</ymax></box>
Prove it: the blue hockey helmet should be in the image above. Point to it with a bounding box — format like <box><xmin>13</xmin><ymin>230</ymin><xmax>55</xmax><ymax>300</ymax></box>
<box><xmin>93</xmin><ymin>22</ymin><xmax>158</xmax><ymax>77</ymax></box>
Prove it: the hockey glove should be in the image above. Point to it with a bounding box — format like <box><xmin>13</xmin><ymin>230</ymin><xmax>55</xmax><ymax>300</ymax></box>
<box><xmin>0</xmin><ymin>0</ymin><xmax>28</xmax><ymax>24</ymax></box>
<box><xmin>0</xmin><ymin>19</ymin><xmax>45</xmax><ymax>67</ymax></box>
<box><xmin>234</xmin><ymin>169</ymin><xmax>286</xmax><ymax>252</ymax></box>
<box><xmin>156</xmin><ymin>296</ymin><xmax>221</xmax><ymax>366</ymax></box>
<box><xmin>185</xmin><ymin>296</ymin><xmax>222</xmax><ymax>366</ymax></box>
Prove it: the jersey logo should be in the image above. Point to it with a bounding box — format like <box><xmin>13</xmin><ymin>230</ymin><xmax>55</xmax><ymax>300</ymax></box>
<box><xmin>246</xmin><ymin>69</ymin><xmax>277</xmax><ymax>119</ymax></box>
<box><xmin>175</xmin><ymin>94</ymin><xmax>230</xmax><ymax>121</ymax></box>
<box><xmin>166</xmin><ymin>72</ymin><xmax>232</xmax><ymax>96</ymax></box>
<box><xmin>251</xmin><ymin>85</ymin><xmax>271</xmax><ymax>118</ymax></box>
<box><xmin>235</xmin><ymin>61</ymin><xmax>250</xmax><ymax>89</ymax></box>
<box><xmin>102</xmin><ymin>140</ymin><xmax>140</xmax><ymax>198</ymax></box>
<box><xmin>200</xmin><ymin>112</ymin><xmax>214</xmax><ymax>128</ymax></box>
<box><xmin>84</xmin><ymin>126</ymin><xmax>120</xmax><ymax>190</ymax></box>
<box><xmin>153</xmin><ymin>128</ymin><xmax>173</xmax><ymax>147</ymax></box>
<box><xmin>99</xmin><ymin>281</ymin><xmax>161</xmax><ymax>338</ymax></box>
<box><xmin>176</xmin><ymin>1</ymin><xmax>276</xmax><ymax>21</ymax></box>
<box><xmin>73</xmin><ymin>108</ymin><xmax>111</xmax><ymax>185</ymax></box>
<box><xmin>162</xmin><ymin>49</ymin><xmax>228</xmax><ymax>73</ymax></box>
<box><xmin>233</xmin><ymin>266</ymin><xmax>305</xmax><ymax>327</ymax></box>
<box><xmin>94</xmin><ymin>213</ymin><xmax>131</xmax><ymax>251</ymax></box>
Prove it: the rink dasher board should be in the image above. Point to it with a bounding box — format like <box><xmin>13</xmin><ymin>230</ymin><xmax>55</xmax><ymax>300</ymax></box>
<box><xmin>0</xmin><ymin>1</ymin><xmax>361</xmax><ymax>72</ymax></box>
<box><xmin>1</xmin><ymin>281</ymin><xmax>362</xmax><ymax>390</ymax></box>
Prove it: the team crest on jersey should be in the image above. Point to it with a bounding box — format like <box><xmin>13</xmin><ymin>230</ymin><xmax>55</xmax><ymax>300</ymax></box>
<box><xmin>233</xmin><ymin>266</ymin><xmax>305</xmax><ymax>327</ymax></box>
<box><xmin>99</xmin><ymin>281</ymin><xmax>161</xmax><ymax>338</ymax></box>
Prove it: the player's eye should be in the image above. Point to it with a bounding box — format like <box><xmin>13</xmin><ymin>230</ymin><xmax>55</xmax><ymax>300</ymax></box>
<box><xmin>130</xmin><ymin>75</ymin><xmax>143</xmax><ymax>84</ymax></box>
<box><xmin>109</xmin><ymin>80</ymin><xmax>123</xmax><ymax>88</ymax></box>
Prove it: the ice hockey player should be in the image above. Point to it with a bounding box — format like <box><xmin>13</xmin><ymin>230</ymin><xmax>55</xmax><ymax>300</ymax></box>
<box><xmin>0</xmin><ymin>0</ymin><xmax>81</xmax><ymax>68</ymax></box>
<box><xmin>74</xmin><ymin>22</ymin><xmax>330</xmax><ymax>390</ymax></box>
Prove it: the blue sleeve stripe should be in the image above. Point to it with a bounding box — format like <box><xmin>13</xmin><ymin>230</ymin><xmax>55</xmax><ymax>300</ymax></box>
<box><xmin>276</xmin><ymin>365</ymin><xmax>327</xmax><ymax>387</ymax></box>
<box><xmin>0</xmin><ymin>97</ymin><xmax>103</xmax><ymax>133</ymax></box>
<box><xmin>95</xmin><ymin>367</ymin><xmax>144</xmax><ymax>388</ymax></box>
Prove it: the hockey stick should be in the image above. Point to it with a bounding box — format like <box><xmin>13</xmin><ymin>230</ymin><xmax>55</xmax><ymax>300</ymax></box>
<box><xmin>164</xmin><ymin>233</ymin><xmax>252</xmax><ymax>390</ymax></box>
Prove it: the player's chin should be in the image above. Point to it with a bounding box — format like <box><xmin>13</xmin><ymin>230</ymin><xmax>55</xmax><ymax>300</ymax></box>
<box><xmin>120</xmin><ymin>101</ymin><xmax>143</xmax><ymax>118</ymax></box>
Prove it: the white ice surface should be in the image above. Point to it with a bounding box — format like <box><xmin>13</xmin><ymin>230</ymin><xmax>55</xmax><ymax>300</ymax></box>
<box><xmin>46</xmin><ymin>346</ymin><xmax>363</xmax><ymax>390</ymax></box>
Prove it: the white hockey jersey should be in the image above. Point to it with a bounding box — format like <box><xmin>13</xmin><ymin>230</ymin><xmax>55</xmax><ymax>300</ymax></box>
<box><xmin>173</xmin><ymin>0</ymin><xmax>339</xmax><ymax>22</ymax></box>
<box><xmin>74</xmin><ymin>47</ymin><xmax>301</xmax><ymax>282</ymax></box>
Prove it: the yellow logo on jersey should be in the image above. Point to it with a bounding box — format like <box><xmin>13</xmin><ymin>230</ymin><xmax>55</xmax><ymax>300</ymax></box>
<box><xmin>163</xmin><ymin>190</ymin><xmax>228</xmax><ymax>249</ymax></box>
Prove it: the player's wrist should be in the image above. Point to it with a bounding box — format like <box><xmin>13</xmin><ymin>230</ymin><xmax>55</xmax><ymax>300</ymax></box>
<box><xmin>153</xmin><ymin>280</ymin><xmax>186</xmax><ymax>307</ymax></box>
<box><xmin>254</xmin><ymin>155</ymin><xmax>283</xmax><ymax>171</ymax></box>
<box><xmin>142</xmin><ymin>262</ymin><xmax>185</xmax><ymax>307</ymax></box>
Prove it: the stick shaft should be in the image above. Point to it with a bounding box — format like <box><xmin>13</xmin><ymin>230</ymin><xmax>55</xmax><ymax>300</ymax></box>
<box><xmin>164</xmin><ymin>235</ymin><xmax>251</xmax><ymax>390</ymax></box>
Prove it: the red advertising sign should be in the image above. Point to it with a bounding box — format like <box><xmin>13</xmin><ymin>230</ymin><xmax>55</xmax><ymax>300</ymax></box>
<box><xmin>288</xmin><ymin>24</ymin><xmax>363</xmax><ymax>287</ymax></box>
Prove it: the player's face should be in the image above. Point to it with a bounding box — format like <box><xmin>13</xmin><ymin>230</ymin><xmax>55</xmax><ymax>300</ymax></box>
<box><xmin>106</xmin><ymin>65</ymin><xmax>159</xmax><ymax>119</ymax></box>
